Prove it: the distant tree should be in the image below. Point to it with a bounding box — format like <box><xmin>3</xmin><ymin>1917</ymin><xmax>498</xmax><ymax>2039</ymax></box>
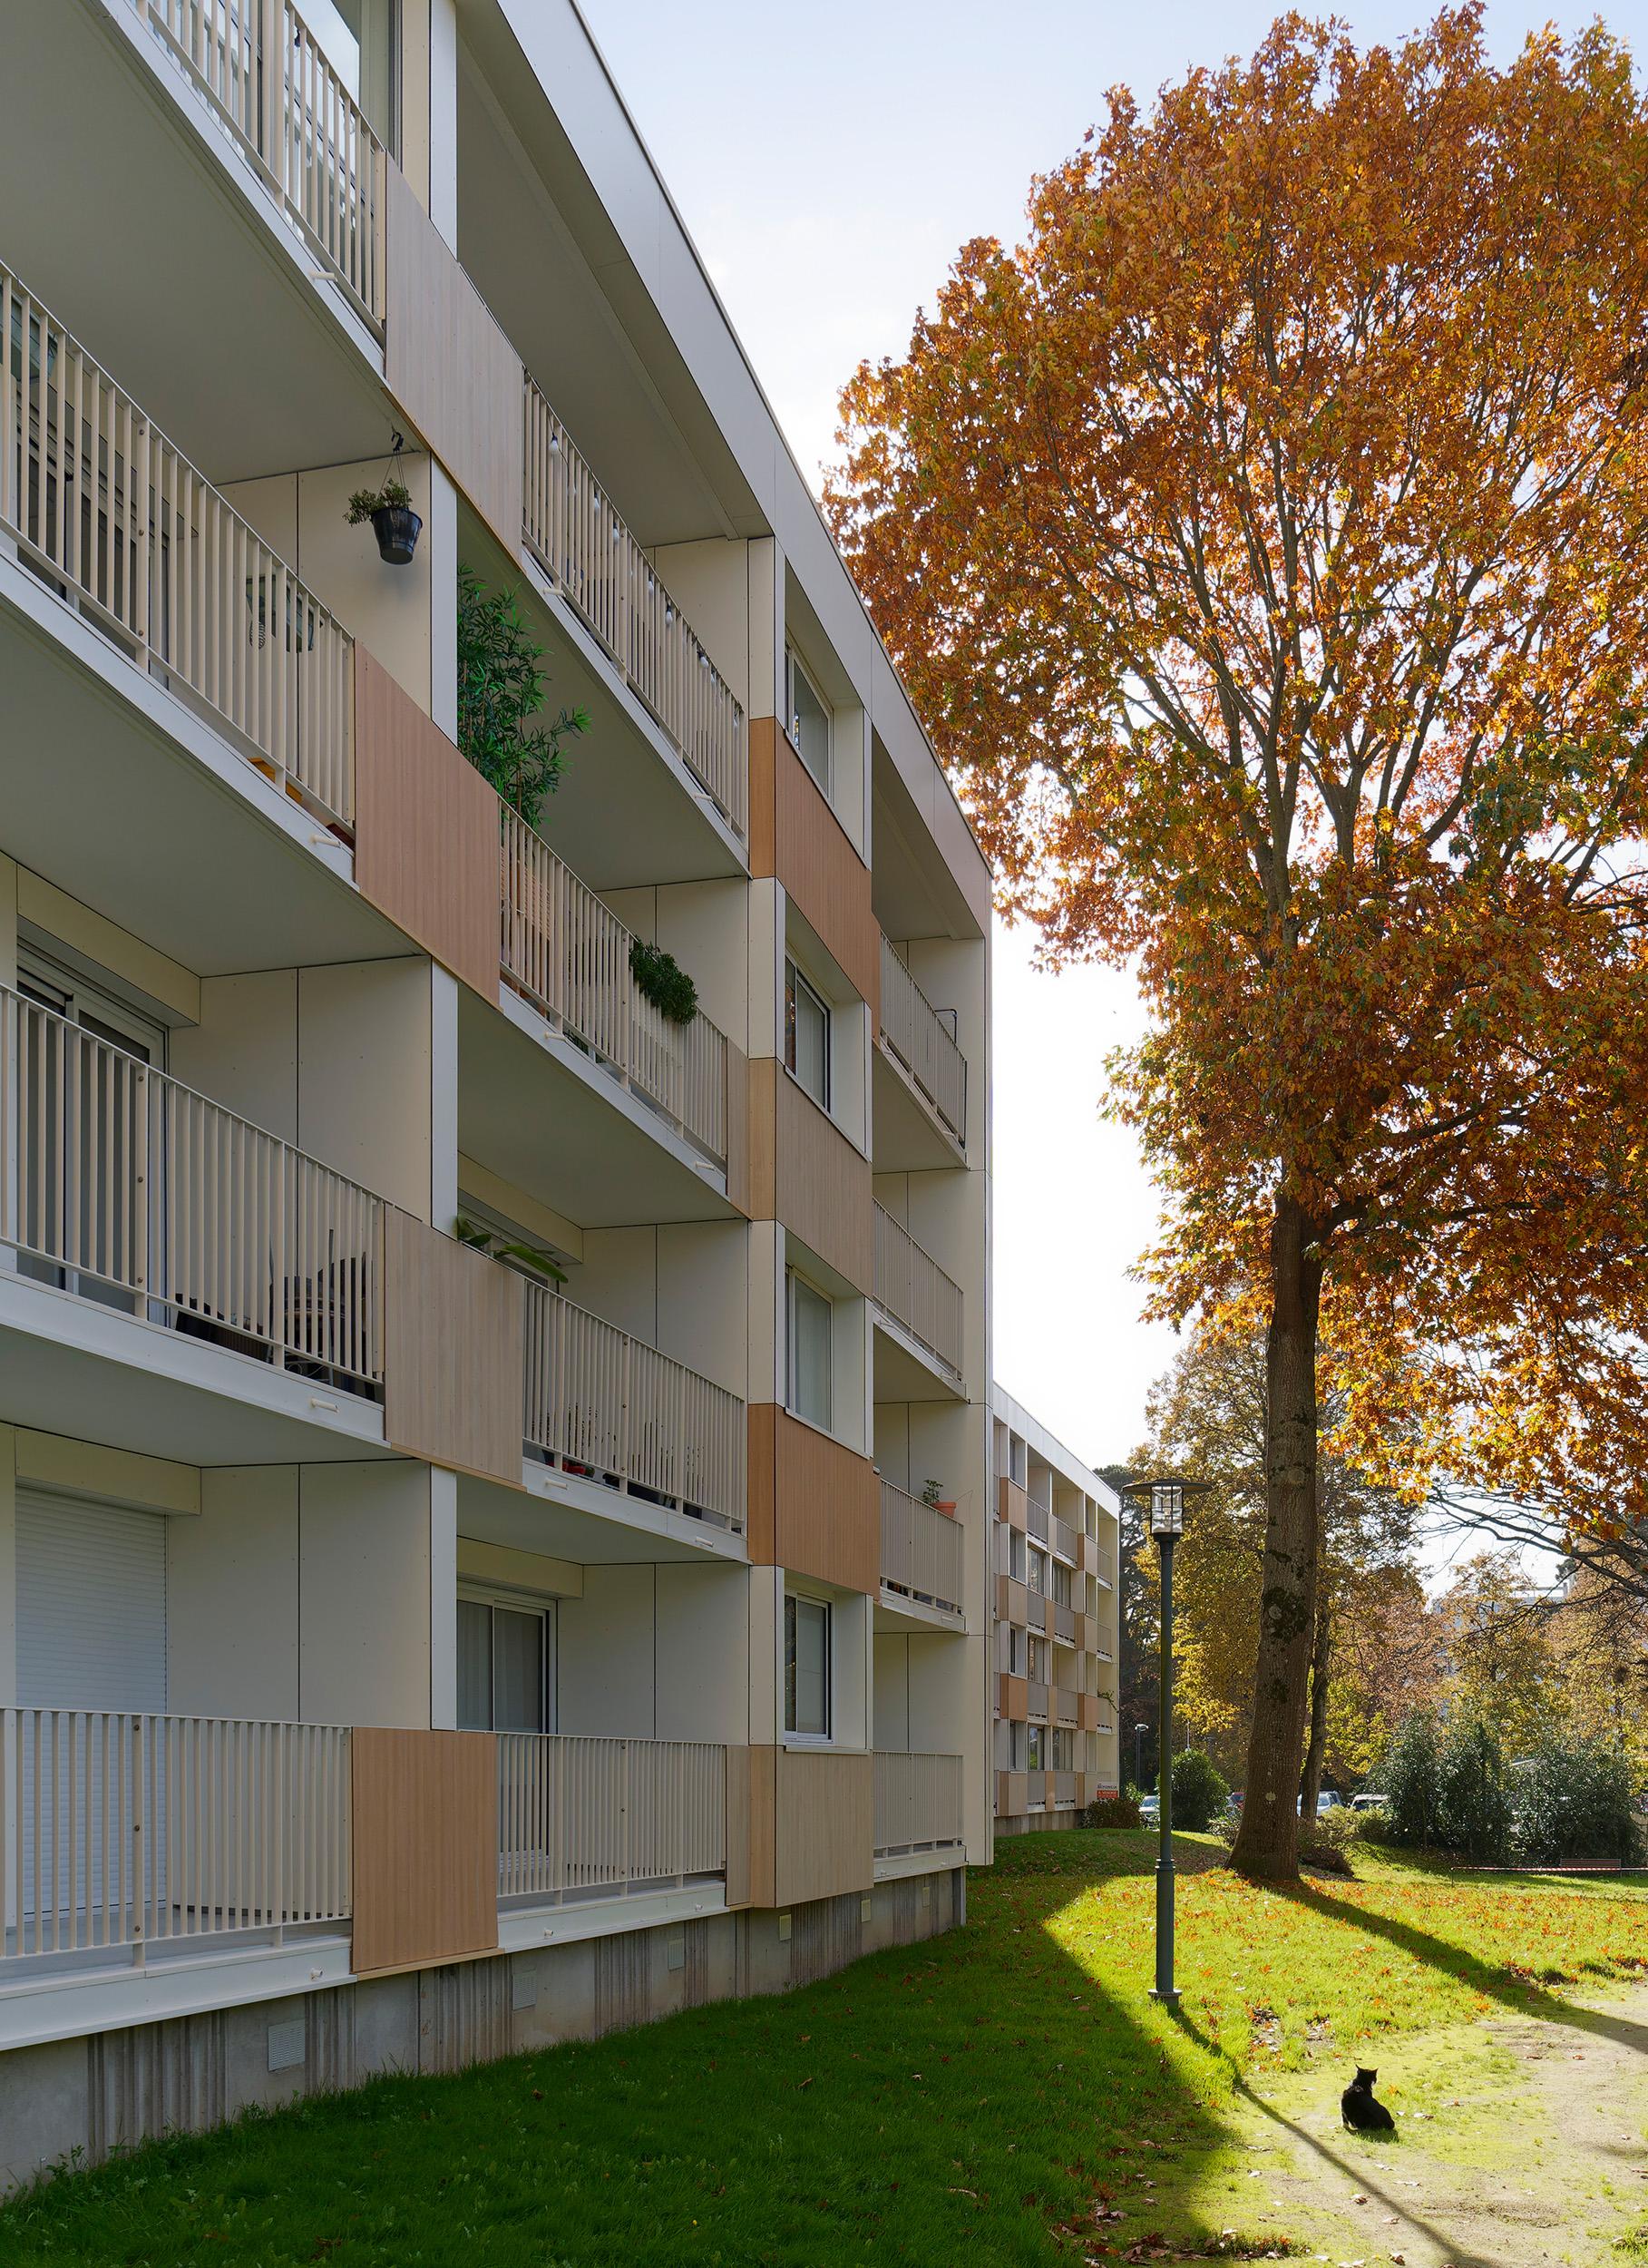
<box><xmin>829</xmin><ymin>8</ymin><xmax>1648</xmax><ymax>1881</ymax></box>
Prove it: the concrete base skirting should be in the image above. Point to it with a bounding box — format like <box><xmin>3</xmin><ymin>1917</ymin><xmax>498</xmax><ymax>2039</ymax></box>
<box><xmin>995</xmin><ymin>1810</ymin><xmax>1085</xmax><ymax>1838</ymax></box>
<box><xmin>0</xmin><ymin>1871</ymin><xmax>965</xmax><ymax>2195</ymax></box>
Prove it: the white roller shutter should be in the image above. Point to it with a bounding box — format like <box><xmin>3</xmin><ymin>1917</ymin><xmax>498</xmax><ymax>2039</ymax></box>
<box><xmin>16</xmin><ymin>1491</ymin><xmax>168</xmax><ymax>1712</ymax></box>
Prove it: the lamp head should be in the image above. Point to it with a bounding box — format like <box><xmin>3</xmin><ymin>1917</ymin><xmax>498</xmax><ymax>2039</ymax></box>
<box><xmin>1121</xmin><ymin>1473</ymin><xmax>1212</xmax><ymax>1541</ymax></box>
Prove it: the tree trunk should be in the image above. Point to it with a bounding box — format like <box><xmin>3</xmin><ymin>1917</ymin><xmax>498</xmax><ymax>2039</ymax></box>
<box><xmin>1298</xmin><ymin>1603</ymin><xmax>1332</xmax><ymax>1824</ymax></box>
<box><xmin>1229</xmin><ymin>1190</ymin><xmax>1323</xmax><ymax>1882</ymax></box>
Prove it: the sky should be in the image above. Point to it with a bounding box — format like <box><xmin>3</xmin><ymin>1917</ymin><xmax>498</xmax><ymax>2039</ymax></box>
<box><xmin>578</xmin><ymin>0</ymin><xmax>1644</xmax><ymax>1472</ymax></box>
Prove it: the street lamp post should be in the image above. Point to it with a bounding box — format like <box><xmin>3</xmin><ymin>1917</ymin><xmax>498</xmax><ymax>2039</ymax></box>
<box><xmin>1124</xmin><ymin>1475</ymin><xmax>1210</xmax><ymax>2011</ymax></box>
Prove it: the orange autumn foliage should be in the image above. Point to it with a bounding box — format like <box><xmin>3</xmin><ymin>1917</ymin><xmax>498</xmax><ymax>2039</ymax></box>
<box><xmin>826</xmin><ymin>6</ymin><xmax>1648</xmax><ymax>1874</ymax></box>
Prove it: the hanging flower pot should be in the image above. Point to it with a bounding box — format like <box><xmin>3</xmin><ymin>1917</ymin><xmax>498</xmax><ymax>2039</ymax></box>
<box><xmin>370</xmin><ymin>498</ymin><xmax>422</xmax><ymax>565</ymax></box>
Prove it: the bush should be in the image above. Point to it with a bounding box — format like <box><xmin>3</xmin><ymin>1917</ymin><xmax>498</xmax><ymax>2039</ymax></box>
<box><xmin>1170</xmin><ymin>1747</ymin><xmax>1230</xmax><ymax>1833</ymax></box>
<box><xmin>1085</xmin><ymin>1789</ymin><xmax>1142</xmax><ymax>1830</ymax></box>
<box><xmin>1299</xmin><ymin>1804</ymin><xmax>1360</xmax><ymax>1874</ymax></box>
<box><xmin>1377</xmin><ymin>1711</ymin><xmax>1443</xmax><ymax>1849</ymax></box>
<box><xmin>1437</xmin><ymin>1718</ymin><xmax>1514</xmax><ymax>1864</ymax></box>
<box><xmin>629</xmin><ymin>938</ymin><xmax>699</xmax><ymax>1025</ymax></box>
<box><xmin>1516</xmin><ymin>1739</ymin><xmax>1643</xmax><ymax>1867</ymax></box>
<box><xmin>456</xmin><ymin>564</ymin><xmax>589</xmax><ymax>827</ymax></box>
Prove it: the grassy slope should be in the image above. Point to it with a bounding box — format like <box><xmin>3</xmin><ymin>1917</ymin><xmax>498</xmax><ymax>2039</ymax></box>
<box><xmin>5</xmin><ymin>1834</ymin><xmax>1646</xmax><ymax>2267</ymax></box>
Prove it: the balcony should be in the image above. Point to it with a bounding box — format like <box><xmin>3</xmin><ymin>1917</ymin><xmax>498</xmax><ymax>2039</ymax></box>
<box><xmin>873</xmin><ymin>1752</ymin><xmax>965</xmax><ymax>1863</ymax></box>
<box><xmin>877</xmin><ymin>937</ymin><xmax>966</xmax><ymax>1158</ymax></box>
<box><xmin>1051</xmin><ymin>1514</ymin><xmax>1078</xmax><ymax>1563</ymax></box>
<box><xmin>0</xmin><ymin>984</ymin><xmax>385</xmax><ymax>1399</ymax></box>
<box><xmin>133</xmin><ymin>0</ymin><xmax>386</xmax><ymax>327</ymax></box>
<box><xmin>500</xmin><ymin>810</ymin><xmax>734</xmax><ymax>1170</ymax></box>
<box><xmin>0</xmin><ymin>1709</ymin><xmax>729</xmax><ymax>1987</ymax></box>
<box><xmin>872</xmin><ymin>1205</ymin><xmax>963</xmax><ymax>1390</ymax></box>
<box><xmin>522</xmin><ymin>1282</ymin><xmax>746</xmax><ymax>1534</ymax></box>
<box><xmin>1</xmin><ymin>260</ymin><xmax>356</xmax><ymax>836</ymax></box>
<box><xmin>878</xmin><ymin>1479</ymin><xmax>964</xmax><ymax>1622</ymax></box>
<box><xmin>522</xmin><ymin>380</ymin><xmax>746</xmax><ymax>841</ymax></box>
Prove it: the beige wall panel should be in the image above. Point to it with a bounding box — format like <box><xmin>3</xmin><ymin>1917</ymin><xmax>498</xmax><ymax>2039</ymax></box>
<box><xmin>16</xmin><ymin>872</ymin><xmax>200</xmax><ymax>1024</ymax></box>
<box><xmin>385</xmin><ymin>166</ymin><xmax>523</xmax><ymax>553</ymax></box>
<box><xmin>14</xmin><ymin>1432</ymin><xmax>199</xmax><ymax>1516</ymax></box>
<box><xmin>354</xmin><ymin>649</ymin><xmax>500</xmax><ymax>1000</ymax></box>
<box><xmin>555</xmin><ymin>1565</ymin><xmax>656</xmax><ymax>1738</ymax></box>
<box><xmin>168</xmin><ymin>1469</ymin><xmax>298</xmax><ymax>1719</ymax></box>
<box><xmin>746</xmin><ymin>1405</ymin><xmax>878</xmax><ymax>1595</ymax></box>
<box><xmin>297</xmin><ymin>960</ymin><xmax>433</xmax><ymax>1218</ymax></box>
<box><xmin>298</xmin><ymin>1463</ymin><xmax>436</xmax><ymax>1728</ymax></box>
<box><xmin>384</xmin><ymin>1211</ymin><xmax>523</xmax><ymax>1482</ymax></box>
<box><xmin>0</xmin><ymin>1429</ymin><xmax>14</xmax><ymax>1706</ymax></box>
<box><xmin>351</xmin><ymin>1727</ymin><xmax>498</xmax><ymax>1975</ymax></box>
<box><xmin>749</xmin><ymin>719</ymin><xmax>879</xmax><ymax>1014</ymax></box>
<box><xmin>654</xmin><ymin>1564</ymin><xmax>752</xmax><ymax>1744</ymax></box>
<box><xmin>774</xmin><ymin>1746</ymin><xmax>873</xmax><ymax>1905</ymax></box>
<box><xmin>171</xmin><ymin>973</ymin><xmax>298</xmax><ymax>1142</ymax></box>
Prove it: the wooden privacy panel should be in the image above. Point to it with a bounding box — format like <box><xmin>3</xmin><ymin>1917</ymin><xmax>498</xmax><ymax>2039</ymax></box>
<box><xmin>385</xmin><ymin>167</ymin><xmax>524</xmax><ymax>552</ymax></box>
<box><xmin>354</xmin><ymin>649</ymin><xmax>500</xmax><ymax>999</ymax></box>
<box><xmin>749</xmin><ymin>719</ymin><xmax>879</xmax><ymax>1016</ymax></box>
<box><xmin>741</xmin><ymin>1745</ymin><xmax>874</xmax><ymax>1908</ymax></box>
<box><xmin>351</xmin><ymin>1728</ymin><xmax>498</xmax><ymax>1975</ymax></box>
<box><xmin>1000</xmin><ymin>1478</ymin><xmax>1029</xmax><ymax>1530</ymax></box>
<box><xmin>745</xmin><ymin>1059</ymin><xmax>873</xmax><ymax>1294</ymax></box>
<box><xmin>747</xmin><ymin>1404</ymin><xmax>879</xmax><ymax>1594</ymax></box>
<box><xmin>385</xmin><ymin>1212</ymin><xmax>525</xmax><ymax>1481</ymax></box>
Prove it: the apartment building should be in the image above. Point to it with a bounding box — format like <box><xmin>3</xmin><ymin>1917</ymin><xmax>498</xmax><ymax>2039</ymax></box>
<box><xmin>991</xmin><ymin>1387</ymin><xmax>1121</xmax><ymax>1833</ymax></box>
<box><xmin>0</xmin><ymin>0</ymin><xmax>995</xmax><ymax>2185</ymax></box>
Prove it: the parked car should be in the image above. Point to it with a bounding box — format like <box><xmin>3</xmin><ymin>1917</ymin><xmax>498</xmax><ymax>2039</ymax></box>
<box><xmin>1316</xmin><ymin>1790</ymin><xmax>1342</xmax><ymax>1811</ymax></box>
<box><xmin>1139</xmin><ymin>1794</ymin><xmax>1161</xmax><ymax>1823</ymax></box>
<box><xmin>1351</xmin><ymin>1792</ymin><xmax>1385</xmax><ymax>1813</ymax></box>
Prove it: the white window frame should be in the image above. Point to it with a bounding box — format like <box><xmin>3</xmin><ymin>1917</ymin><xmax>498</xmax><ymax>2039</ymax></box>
<box><xmin>1027</xmin><ymin>1545</ymin><xmax>1046</xmax><ymax>1598</ymax></box>
<box><xmin>783</xmin><ymin>956</ymin><xmax>832</xmax><ymax>1113</ymax></box>
<box><xmin>1026</xmin><ymin>1723</ymin><xmax>1045</xmax><ymax>1773</ymax></box>
<box><xmin>784</xmin><ymin>1589</ymin><xmax>832</xmax><ymax>1742</ymax></box>
<box><xmin>785</xmin><ymin>645</ymin><xmax>832</xmax><ymax>795</ymax></box>
<box><xmin>1052</xmin><ymin>1559</ymin><xmax>1073</xmax><ymax>1609</ymax></box>
<box><xmin>785</xmin><ymin>1266</ymin><xmax>833</xmax><ymax>1432</ymax></box>
<box><xmin>456</xmin><ymin>1586</ymin><xmax>555</xmax><ymax>1735</ymax></box>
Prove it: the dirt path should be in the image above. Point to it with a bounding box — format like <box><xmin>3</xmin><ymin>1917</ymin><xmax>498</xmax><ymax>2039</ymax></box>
<box><xmin>1216</xmin><ymin>1979</ymin><xmax>1648</xmax><ymax>2266</ymax></box>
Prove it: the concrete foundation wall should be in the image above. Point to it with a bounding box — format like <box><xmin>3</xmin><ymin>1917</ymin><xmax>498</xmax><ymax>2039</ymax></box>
<box><xmin>0</xmin><ymin>1872</ymin><xmax>964</xmax><ymax>2195</ymax></box>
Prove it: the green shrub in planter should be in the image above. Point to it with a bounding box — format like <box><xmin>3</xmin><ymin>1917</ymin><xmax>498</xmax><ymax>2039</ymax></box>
<box><xmin>629</xmin><ymin>939</ymin><xmax>698</xmax><ymax>1025</ymax></box>
<box><xmin>1516</xmin><ymin>1739</ymin><xmax>1643</xmax><ymax>1867</ymax></box>
<box><xmin>1169</xmin><ymin>1747</ymin><xmax>1230</xmax><ymax>1833</ymax></box>
<box><xmin>1084</xmin><ymin>1789</ymin><xmax>1142</xmax><ymax>1830</ymax></box>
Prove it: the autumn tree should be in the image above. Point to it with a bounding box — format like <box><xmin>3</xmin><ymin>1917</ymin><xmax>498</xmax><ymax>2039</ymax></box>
<box><xmin>827</xmin><ymin>7</ymin><xmax>1648</xmax><ymax>1877</ymax></box>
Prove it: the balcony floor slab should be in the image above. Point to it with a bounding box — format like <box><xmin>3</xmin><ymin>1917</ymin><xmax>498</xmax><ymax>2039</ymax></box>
<box><xmin>872</xmin><ymin>1310</ymin><xmax>966</xmax><ymax>1403</ymax></box>
<box><xmin>875</xmin><ymin>1589</ymin><xmax>966</xmax><ymax>1634</ymax></box>
<box><xmin>458</xmin><ymin>1464</ymin><xmax>747</xmax><ymax>1566</ymax></box>
<box><xmin>873</xmin><ymin>1043</ymin><xmax>967</xmax><ymax>1173</ymax></box>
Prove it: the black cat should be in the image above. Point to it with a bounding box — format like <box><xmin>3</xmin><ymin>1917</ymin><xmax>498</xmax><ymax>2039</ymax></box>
<box><xmin>1341</xmin><ymin>2067</ymin><xmax>1396</xmax><ymax>2133</ymax></box>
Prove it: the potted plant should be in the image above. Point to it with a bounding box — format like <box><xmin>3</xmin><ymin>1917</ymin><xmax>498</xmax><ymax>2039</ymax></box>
<box><xmin>629</xmin><ymin>938</ymin><xmax>698</xmax><ymax>1024</ymax></box>
<box><xmin>921</xmin><ymin>1478</ymin><xmax>958</xmax><ymax>1516</ymax></box>
<box><xmin>346</xmin><ymin>438</ymin><xmax>422</xmax><ymax>564</ymax></box>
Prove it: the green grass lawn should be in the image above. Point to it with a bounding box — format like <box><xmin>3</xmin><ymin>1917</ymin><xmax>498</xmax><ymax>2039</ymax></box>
<box><xmin>5</xmin><ymin>1833</ymin><xmax>1648</xmax><ymax>2266</ymax></box>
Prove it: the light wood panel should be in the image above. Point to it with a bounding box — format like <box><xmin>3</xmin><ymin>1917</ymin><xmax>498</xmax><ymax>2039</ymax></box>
<box><xmin>385</xmin><ymin>1211</ymin><xmax>525</xmax><ymax>1482</ymax></box>
<box><xmin>354</xmin><ymin>647</ymin><xmax>500</xmax><ymax>1000</ymax></box>
<box><xmin>999</xmin><ymin>1674</ymin><xmax>1028</xmax><ymax>1721</ymax></box>
<box><xmin>749</xmin><ymin>719</ymin><xmax>879</xmax><ymax>1015</ymax></box>
<box><xmin>351</xmin><ymin>1727</ymin><xmax>498</xmax><ymax>1975</ymax></box>
<box><xmin>997</xmin><ymin>1771</ymin><xmax>1028</xmax><ymax>1818</ymax></box>
<box><xmin>385</xmin><ymin>165</ymin><xmax>524</xmax><ymax>553</ymax></box>
<box><xmin>747</xmin><ymin>1404</ymin><xmax>879</xmax><ymax>1593</ymax></box>
<box><xmin>756</xmin><ymin>1745</ymin><xmax>873</xmax><ymax>1906</ymax></box>
<box><xmin>745</xmin><ymin>1060</ymin><xmax>873</xmax><ymax>1292</ymax></box>
<box><xmin>724</xmin><ymin>1745</ymin><xmax>753</xmax><ymax>1908</ymax></box>
<box><xmin>1000</xmin><ymin>1478</ymin><xmax>1029</xmax><ymax>1531</ymax></box>
<box><xmin>1079</xmin><ymin>1694</ymin><xmax>1100</xmax><ymax>1732</ymax></box>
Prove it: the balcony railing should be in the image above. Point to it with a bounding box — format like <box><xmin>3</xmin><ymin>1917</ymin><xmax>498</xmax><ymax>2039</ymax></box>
<box><xmin>498</xmin><ymin>1733</ymin><xmax>726</xmax><ymax>1903</ymax></box>
<box><xmin>133</xmin><ymin>0</ymin><xmax>386</xmax><ymax>323</ymax></box>
<box><xmin>873</xmin><ymin>1205</ymin><xmax>963</xmax><ymax>1382</ymax></box>
<box><xmin>0</xmin><ymin>986</ymin><xmax>385</xmax><ymax>1393</ymax></box>
<box><xmin>878</xmin><ymin>938</ymin><xmax>966</xmax><ymax>1148</ymax></box>
<box><xmin>879</xmin><ymin>1479</ymin><xmax>964</xmax><ymax>1618</ymax></box>
<box><xmin>1027</xmin><ymin>1496</ymin><xmax>1050</xmax><ymax>1545</ymax></box>
<box><xmin>0</xmin><ymin>1708</ymin><xmax>351</xmax><ymax>1962</ymax></box>
<box><xmin>501</xmin><ymin>810</ymin><xmax>732</xmax><ymax>1168</ymax></box>
<box><xmin>873</xmin><ymin>1751</ymin><xmax>964</xmax><ymax>1860</ymax></box>
<box><xmin>1051</xmin><ymin>1515</ymin><xmax>1078</xmax><ymax>1563</ymax></box>
<box><xmin>522</xmin><ymin>1282</ymin><xmax>746</xmax><ymax>1531</ymax></box>
<box><xmin>0</xmin><ymin>263</ymin><xmax>355</xmax><ymax>831</ymax></box>
<box><xmin>522</xmin><ymin>383</ymin><xmax>746</xmax><ymax>838</ymax></box>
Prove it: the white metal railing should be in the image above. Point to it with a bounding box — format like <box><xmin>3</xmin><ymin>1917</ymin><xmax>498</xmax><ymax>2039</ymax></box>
<box><xmin>0</xmin><ymin>263</ymin><xmax>355</xmax><ymax>831</ymax></box>
<box><xmin>1051</xmin><ymin>1515</ymin><xmax>1078</xmax><ymax>1563</ymax></box>
<box><xmin>879</xmin><ymin>1479</ymin><xmax>964</xmax><ymax>1618</ymax></box>
<box><xmin>873</xmin><ymin>1751</ymin><xmax>964</xmax><ymax>1859</ymax></box>
<box><xmin>497</xmin><ymin>1733</ymin><xmax>726</xmax><ymax>1902</ymax></box>
<box><xmin>133</xmin><ymin>0</ymin><xmax>386</xmax><ymax>324</ymax></box>
<box><xmin>0</xmin><ymin>987</ymin><xmax>385</xmax><ymax>1392</ymax></box>
<box><xmin>878</xmin><ymin>938</ymin><xmax>966</xmax><ymax>1147</ymax></box>
<box><xmin>522</xmin><ymin>1282</ymin><xmax>746</xmax><ymax>1530</ymax></box>
<box><xmin>0</xmin><ymin>1709</ymin><xmax>350</xmax><ymax>1962</ymax></box>
<box><xmin>873</xmin><ymin>1205</ymin><xmax>963</xmax><ymax>1380</ymax></box>
<box><xmin>501</xmin><ymin>810</ymin><xmax>731</xmax><ymax>1166</ymax></box>
<box><xmin>522</xmin><ymin>383</ymin><xmax>746</xmax><ymax>837</ymax></box>
<box><xmin>1094</xmin><ymin>1545</ymin><xmax>1116</xmax><ymax>1587</ymax></box>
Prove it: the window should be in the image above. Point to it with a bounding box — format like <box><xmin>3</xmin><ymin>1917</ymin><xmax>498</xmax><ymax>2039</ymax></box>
<box><xmin>1052</xmin><ymin>1560</ymin><xmax>1073</xmax><ymax>1609</ymax></box>
<box><xmin>1026</xmin><ymin>1724</ymin><xmax>1045</xmax><ymax>1772</ymax></box>
<box><xmin>1051</xmin><ymin>1728</ymin><xmax>1075</xmax><ymax>1771</ymax></box>
<box><xmin>785</xmin><ymin>1593</ymin><xmax>831</xmax><ymax>1737</ymax></box>
<box><xmin>1027</xmin><ymin>1635</ymin><xmax>1048</xmax><ymax>1683</ymax></box>
<box><xmin>785</xmin><ymin>1269</ymin><xmax>832</xmax><ymax>1430</ymax></box>
<box><xmin>1085</xmin><ymin>1574</ymin><xmax>1098</xmax><ymax>1617</ymax></box>
<box><xmin>1009</xmin><ymin>1530</ymin><xmax>1027</xmax><ymax>1582</ymax></box>
<box><xmin>1007</xmin><ymin>1720</ymin><xmax>1026</xmax><ymax>1770</ymax></box>
<box><xmin>1006</xmin><ymin>1625</ymin><xmax>1025</xmax><ymax>1675</ymax></box>
<box><xmin>785</xmin><ymin>646</ymin><xmax>831</xmax><ymax>792</ymax></box>
<box><xmin>1027</xmin><ymin>1547</ymin><xmax>1046</xmax><ymax>1598</ymax></box>
<box><xmin>1010</xmin><ymin>1434</ymin><xmax>1028</xmax><ymax>1489</ymax></box>
<box><xmin>457</xmin><ymin>1595</ymin><xmax>551</xmax><ymax>1733</ymax></box>
<box><xmin>784</xmin><ymin>958</ymin><xmax>831</xmax><ymax>1110</ymax></box>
